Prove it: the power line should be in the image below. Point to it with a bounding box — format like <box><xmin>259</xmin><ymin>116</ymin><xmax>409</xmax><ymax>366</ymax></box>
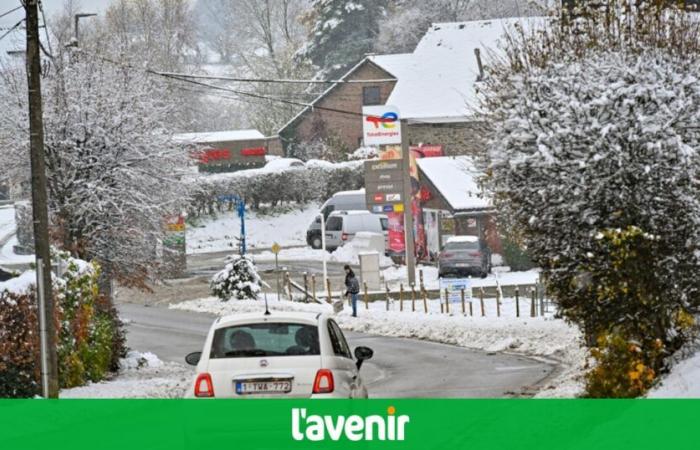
<box><xmin>153</xmin><ymin>71</ymin><xmax>397</xmax><ymax>85</ymax></box>
<box><xmin>0</xmin><ymin>19</ymin><xmax>23</xmax><ymax>42</ymax></box>
<box><xmin>0</xmin><ymin>5</ymin><xmax>22</xmax><ymax>20</ymax></box>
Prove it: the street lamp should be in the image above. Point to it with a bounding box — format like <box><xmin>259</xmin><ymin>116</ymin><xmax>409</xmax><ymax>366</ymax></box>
<box><xmin>74</xmin><ymin>13</ymin><xmax>97</xmax><ymax>44</ymax></box>
<box><xmin>318</xmin><ymin>213</ymin><xmax>328</xmax><ymax>285</ymax></box>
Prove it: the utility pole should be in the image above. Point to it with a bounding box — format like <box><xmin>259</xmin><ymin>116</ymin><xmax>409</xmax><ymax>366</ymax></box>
<box><xmin>25</xmin><ymin>0</ymin><xmax>59</xmax><ymax>398</ymax></box>
<box><xmin>400</xmin><ymin>120</ymin><xmax>416</xmax><ymax>286</ymax></box>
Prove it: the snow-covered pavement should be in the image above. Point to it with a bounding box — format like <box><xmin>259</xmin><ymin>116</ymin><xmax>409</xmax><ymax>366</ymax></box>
<box><xmin>61</xmin><ymin>351</ymin><xmax>192</xmax><ymax>399</ymax></box>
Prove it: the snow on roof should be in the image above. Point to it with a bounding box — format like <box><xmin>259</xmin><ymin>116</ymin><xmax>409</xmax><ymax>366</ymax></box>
<box><xmin>417</xmin><ymin>156</ymin><xmax>491</xmax><ymax>211</ymax></box>
<box><xmin>0</xmin><ymin>270</ymin><xmax>36</xmax><ymax>296</ymax></box>
<box><xmin>370</xmin><ymin>18</ymin><xmax>544</xmax><ymax>121</ymax></box>
<box><xmin>172</xmin><ymin>129</ymin><xmax>265</xmax><ymax>144</ymax></box>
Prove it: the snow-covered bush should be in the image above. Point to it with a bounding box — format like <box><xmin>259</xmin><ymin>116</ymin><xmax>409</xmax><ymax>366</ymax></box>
<box><xmin>0</xmin><ymin>252</ymin><xmax>125</xmax><ymax>397</ymax></box>
<box><xmin>210</xmin><ymin>256</ymin><xmax>262</xmax><ymax>301</ymax></box>
<box><xmin>188</xmin><ymin>161</ymin><xmax>364</xmax><ymax>216</ymax></box>
<box><xmin>479</xmin><ymin>2</ymin><xmax>700</xmax><ymax>396</ymax></box>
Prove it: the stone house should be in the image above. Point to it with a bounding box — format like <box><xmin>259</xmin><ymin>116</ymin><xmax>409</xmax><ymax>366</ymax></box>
<box><xmin>277</xmin><ymin>18</ymin><xmax>533</xmax><ymax>157</ymax></box>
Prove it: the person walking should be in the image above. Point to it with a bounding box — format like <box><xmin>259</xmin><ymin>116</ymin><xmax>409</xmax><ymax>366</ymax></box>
<box><xmin>343</xmin><ymin>265</ymin><xmax>360</xmax><ymax>317</ymax></box>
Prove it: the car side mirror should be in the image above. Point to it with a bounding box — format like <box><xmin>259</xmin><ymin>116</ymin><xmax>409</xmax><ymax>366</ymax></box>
<box><xmin>354</xmin><ymin>346</ymin><xmax>374</xmax><ymax>370</ymax></box>
<box><xmin>185</xmin><ymin>351</ymin><xmax>202</xmax><ymax>366</ymax></box>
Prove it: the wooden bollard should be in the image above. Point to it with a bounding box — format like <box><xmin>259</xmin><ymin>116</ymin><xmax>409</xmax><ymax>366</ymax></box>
<box><xmin>385</xmin><ymin>284</ymin><xmax>390</xmax><ymax>311</ymax></box>
<box><xmin>530</xmin><ymin>287</ymin><xmax>536</xmax><ymax>317</ymax></box>
<box><xmin>460</xmin><ymin>288</ymin><xmax>466</xmax><ymax>315</ymax></box>
<box><xmin>515</xmin><ymin>287</ymin><xmax>520</xmax><ymax>318</ymax></box>
<box><xmin>311</xmin><ymin>274</ymin><xmax>317</xmax><ymax>303</ymax></box>
<box><xmin>419</xmin><ymin>269</ymin><xmax>424</xmax><ymax>289</ymax></box>
<box><xmin>422</xmin><ymin>288</ymin><xmax>428</xmax><ymax>313</ymax></box>
<box><xmin>363</xmin><ymin>282</ymin><xmax>369</xmax><ymax>310</ymax></box>
<box><xmin>469</xmin><ymin>301</ymin><xmax>473</xmax><ymax>316</ymax></box>
<box><xmin>399</xmin><ymin>283</ymin><xmax>404</xmax><ymax>312</ymax></box>
<box><xmin>303</xmin><ymin>272</ymin><xmax>309</xmax><ymax>301</ymax></box>
<box><xmin>479</xmin><ymin>287</ymin><xmax>485</xmax><ymax>317</ymax></box>
<box><xmin>444</xmin><ymin>288</ymin><xmax>450</xmax><ymax>314</ymax></box>
<box><xmin>440</xmin><ymin>303</ymin><xmax>444</xmax><ymax>314</ymax></box>
<box><xmin>286</xmin><ymin>272</ymin><xmax>293</xmax><ymax>300</ymax></box>
<box><xmin>410</xmin><ymin>283</ymin><xmax>416</xmax><ymax>312</ymax></box>
<box><xmin>496</xmin><ymin>288</ymin><xmax>501</xmax><ymax>317</ymax></box>
<box><xmin>326</xmin><ymin>278</ymin><xmax>332</xmax><ymax>304</ymax></box>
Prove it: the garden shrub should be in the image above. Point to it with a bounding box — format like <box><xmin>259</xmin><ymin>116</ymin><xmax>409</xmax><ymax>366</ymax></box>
<box><xmin>211</xmin><ymin>256</ymin><xmax>262</xmax><ymax>301</ymax></box>
<box><xmin>0</xmin><ymin>252</ymin><xmax>126</xmax><ymax>397</ymax></box>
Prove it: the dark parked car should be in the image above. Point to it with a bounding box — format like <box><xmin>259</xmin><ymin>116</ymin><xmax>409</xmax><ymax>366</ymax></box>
<box><xmin>438</xmin><ymin>236</ymin><xmax>490</xmax><ymax>278</ymax></box>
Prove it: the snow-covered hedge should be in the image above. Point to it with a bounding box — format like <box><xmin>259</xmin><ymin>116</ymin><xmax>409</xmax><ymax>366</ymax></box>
<box><xmin>0</xmin><ymin>252</ymin><xmax>125</xmax><ymax>397</ymax></box>
<box><xmin>187</xmin><ymin>161</ymin><xmax>364</xmax><ymax>215</ymax></box>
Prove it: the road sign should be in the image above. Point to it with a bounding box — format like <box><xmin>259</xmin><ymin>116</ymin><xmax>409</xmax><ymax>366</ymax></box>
<box><xmin>271</xmin><ymin>242</ymin><xmax>281</xmax><ymax>255</ymax></box>
<box><xmin>364</xmin><ymin>159</ymin><xmax>405</xmax><ymax>209</ymax></box>
<box><xmin>362</xmin><ymin>105</ymin><xmax>401</xmax><ymax>145</ymax></box>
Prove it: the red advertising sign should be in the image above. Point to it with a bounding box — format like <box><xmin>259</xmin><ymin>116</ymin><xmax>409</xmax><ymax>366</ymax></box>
<box><xmin>240</xmin><ymin>147</ymin><xmax>266</xmax><ymax>157</ymax></box>
<box><xmin>196</xmin><ymin>148</ymin><xmax>231</xmax><ymax>164</ymax></box>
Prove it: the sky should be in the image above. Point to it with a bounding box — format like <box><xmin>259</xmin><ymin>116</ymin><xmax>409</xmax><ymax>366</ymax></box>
<box><xmin>0</xmin><ymin>0</ymin><xmax>115</xmax><ymax>55</ymax></box>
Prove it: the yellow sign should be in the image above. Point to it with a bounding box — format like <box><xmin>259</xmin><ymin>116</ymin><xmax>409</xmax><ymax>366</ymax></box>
<box><xmin>271</xmin><ymin>242</ymin><xmax>281</xmax><ymax>254</ymax></box>
<box><xmin>393</xmin><ymin>203</ymin><xmax>404</xmax><ymax>213</ymax></box>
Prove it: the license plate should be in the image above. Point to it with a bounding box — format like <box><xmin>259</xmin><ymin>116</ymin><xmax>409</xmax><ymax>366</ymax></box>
<box><xmin>236</xmin><ymin>379</ymin><xmax>292</xmax><ymax>395</ymax></box>
<box><xmin>455</xmin><ymin>263</ymin><xmax>471</xmax><ymax>267</ymax></box>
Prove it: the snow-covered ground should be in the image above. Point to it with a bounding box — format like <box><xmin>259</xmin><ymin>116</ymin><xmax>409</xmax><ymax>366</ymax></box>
<box><xmin>0</xmin><ymin>206</ymin><xmax>15</xmax><ymax>242</ymax></box>
<box><xmin>61</xmin><ymin>351</ymin><xmax>192</xmax><ymax>399</ymax></box>
<box><xmin>170</xmin><ymin>295</ymin><xmax>585</xmax><ymax>398</ymax></box>
<box><xmin>0</xmin><ymin>205</ymin><xmax>33</xmax><ymax>266</ymax></box>
<box><xmin>187</xmin><ymin>204</ymin><xmax>319</xmax><ymax>254</ymax></box>
<box><xmin>381</xmin><ymin>265</ymin><xmax>540</xmax><ymax>290</ymax></box>
<box><xmin>649</xmin><ymin>349</ymin><xmax>700</xmax><ymax>398</ymax></box>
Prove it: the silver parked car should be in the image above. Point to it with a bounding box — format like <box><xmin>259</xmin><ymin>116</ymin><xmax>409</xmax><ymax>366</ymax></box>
<box><xmin>438</xmin><ymin>236</ymin><xmax>490</xmax><ymax>278</ymax></box>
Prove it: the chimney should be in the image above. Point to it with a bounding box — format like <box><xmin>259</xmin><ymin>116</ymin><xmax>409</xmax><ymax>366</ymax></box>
<box><xmin>474</xmin><ymin>48</ymin><xmax>485</xmax><ymax>81</ymax></box>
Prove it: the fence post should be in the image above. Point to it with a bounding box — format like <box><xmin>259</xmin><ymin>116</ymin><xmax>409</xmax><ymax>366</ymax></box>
<box><xmin>286</xmin><ymin>272</ymin><xmax>293</xmax><ymax>300</ymax></box>
<box><xmin>515</xmin><ymin>287</ymin><xmax>520</xmax><ymax>318</ymax></box>
<box><xmin>469</xmin><ymin>301</ymin><xmax>473</xmax><ymax>317</ymax></box>
<box><xmin>385</xmin><ymin>284</ymin><xmax>390</xmax><ymax>311</ymax></box>
<box><xmin>303</xmin><ymin>272</ymin><xmax>309</xmax><ymax>302</ymax></box>
<box><xmin>410</xmin><ymin>283</ymin><xmax>416</xmax><ymax>312</ymax></box>
<box><xmin>530</xmin><ymin>287</ymin><xmax>536</xmax><ymax>317</ymax></box>
<box><xmin>479</xmin><ymin>287</ymin><xmax>485</xmax><ymax>317</ymax></box>
<box><xmin>539</xmin><ymin>284</ymin><xmax>545</xmax><ymax>316</ymax></box>
<box><xmin>326</xmin><ymin>278</ymin><xmax>332</xmax><ymax>304</ymax></box>
<box><xmin>363</xmin><ymin>282</ymin><xmax>369</xmax><ymax>310</ymax></box>
<box><xmin>422</xmin><ymin>287</ymin><xmax>428</xmax><ymax>313</ymax></box>
<box><xmin>311</xmin><ymin>274</ymin><xmax>317</xmax><ymax>303</ymax></box>
<box><xmin>461</xmin><ymin>288</ymin><xmax>466</xmax><ymax>315</ymax></box>
<box><xmin>496</xmin><ymin>287</ymin><xmax>501</xmax><ymax>317</ymax></box>
<box><xmin>399</xmin><ymin>283</ymin><xmax>404</xmax><ymax>312</ymax></box>
<box><xmin>444</xmin><ymin>288</ymin><xmax>450</xmax><ymax>314</ymax></box>
<box><xmin>419</xmin><ymin>269</ymin><xmax>424</xmax><ymax>288</ymax></box>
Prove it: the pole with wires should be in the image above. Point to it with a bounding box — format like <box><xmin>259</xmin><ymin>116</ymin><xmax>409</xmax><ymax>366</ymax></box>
<box><xmin>24</xmin><ymin>0</ymin><xmax>59</xmax><ymax>398</ymax></box>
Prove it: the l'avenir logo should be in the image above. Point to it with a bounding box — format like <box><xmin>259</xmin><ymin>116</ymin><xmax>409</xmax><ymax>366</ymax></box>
<box><xmin>291</xmin><ymin>406</ymin><xmax>410</xmax><ymax>441</ymax></box>
<box><xmin>365</xmin><ymin>111</ymin><xmax>399</xmax><ymax>129</ymax></box>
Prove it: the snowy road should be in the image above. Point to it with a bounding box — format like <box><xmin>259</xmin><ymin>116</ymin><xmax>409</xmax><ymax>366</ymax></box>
<box><xmin>117</xmin><ymin>302</ymin><xmax>555</xmax><ymax>398</ymax></box>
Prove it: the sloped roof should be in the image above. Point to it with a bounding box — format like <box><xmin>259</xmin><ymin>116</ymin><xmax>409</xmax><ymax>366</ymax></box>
<box><xmin>417</xmin><ymin>156</ymin><xmax>491</xmax><ymax>212</ymax></box>
<box><xmin>172</xmin><ymin>129</ymin><xmax>265</xmax><ymax>144</ymax></box>
<box><xmin>378</xmin><ymin>18</ymin><xmax>543</xmax><ymax>122</ymax></box>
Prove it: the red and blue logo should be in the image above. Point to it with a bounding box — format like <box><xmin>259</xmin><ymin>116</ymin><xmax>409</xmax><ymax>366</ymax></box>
<box><xmin>366</xmin><ymin>111</ymin><xmax>398</xmax><ymax>129</ymax></box>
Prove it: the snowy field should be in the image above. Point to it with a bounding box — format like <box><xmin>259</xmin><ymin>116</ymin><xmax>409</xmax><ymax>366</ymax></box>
<box><xmin>170</xmin><ymin>295</ymin><xmax>586</xmax><ymax>398</ymax></box>
<box><xmin>187</xmin><ymin>204</ymin><xmax>319</xmax><ymax>254</ymax></box>
<box><xmin>61</xmin><ymin>351</ymin><xmax>192</xmax><ymax>399</ymax></box>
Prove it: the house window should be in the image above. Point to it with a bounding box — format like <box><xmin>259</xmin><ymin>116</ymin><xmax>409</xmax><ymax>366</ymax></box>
<box><xmin>362</xmin><ymin>86</ymin><xmax>381</xmax><ymax>106</ymax></box>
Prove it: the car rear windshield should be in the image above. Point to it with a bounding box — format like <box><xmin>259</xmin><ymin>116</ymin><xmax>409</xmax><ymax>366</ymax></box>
<box><xmin>210</xmin><ymin>322</ymin><xmax>320</xmax><ymax>358</ymax></box>
<box><xmin>445</xmin><ymin>240</ymin><xmax>480</xmax><ymax>250</ymax></box>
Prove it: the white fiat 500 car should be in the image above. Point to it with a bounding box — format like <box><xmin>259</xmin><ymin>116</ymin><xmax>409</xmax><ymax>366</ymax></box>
<box><xmin>184</xmin><ymin>311</ymin><xmax>373</xmax><ymax>398</ymax></box>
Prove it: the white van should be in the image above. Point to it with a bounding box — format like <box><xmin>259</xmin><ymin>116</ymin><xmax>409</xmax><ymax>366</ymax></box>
<box><xmin>324</xmin><ymin>211</ymin><xmax>388</xmax><ymax>252</ymax></box>
<box><xmin>307</xmin><ymin>189</ymin><xmax>366</xmax><ymax>249</ymax></box>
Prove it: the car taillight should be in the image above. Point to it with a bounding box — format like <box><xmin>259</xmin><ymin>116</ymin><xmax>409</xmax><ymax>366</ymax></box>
<box><xmin>469</xmin><ymin>251</ymin><xmax>483</xmax><ymax>257</ymax></box>
<box><xmin>341</xmin><ymin>233</ymin><xmax>349</xmax><ymax>241</ymax></box>
<box><xmin>194</xmin><ymin>373</ymin><xmax>215</xmax><ymax>398</ymax></box>
<box><xmin>312</xmin><ymin>369</ymin><xmax>334</xmax><ymax>394</ymax></box>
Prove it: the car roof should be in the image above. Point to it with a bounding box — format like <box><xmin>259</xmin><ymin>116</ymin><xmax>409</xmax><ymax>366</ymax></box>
<box><xmin>214</xmin><ymin>311</ymin><xmax>326</xmax><ymax>329</ymax></box>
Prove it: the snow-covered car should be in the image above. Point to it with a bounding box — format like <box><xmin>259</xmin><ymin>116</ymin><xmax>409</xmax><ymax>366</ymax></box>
<box><xmin>438</xmin><ymin>235</ymin><xmax>490</xmax><ymax>278</ymax></box>
<box><xmin>184</xmin><ymin>311</ymin><xmax>373</xmax><ymax>398</ymax></box>
<box><xmin>263</xmin><ymin>158</ymin><xmax>305</xmax><ymax>170</ymax></box>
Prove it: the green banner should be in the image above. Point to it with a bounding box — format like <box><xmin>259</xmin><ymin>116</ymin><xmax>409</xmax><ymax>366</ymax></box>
<box><xmin>0</xmin><ymin>399</ymin><xmax>698</xmax><ymax>450</ymax></box>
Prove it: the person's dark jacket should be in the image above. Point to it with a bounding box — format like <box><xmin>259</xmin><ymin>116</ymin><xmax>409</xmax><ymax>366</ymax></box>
<box><xmin>344</xmin><ymin>271</ymin><xmax>360</xmax><ymax>296</ymax></box>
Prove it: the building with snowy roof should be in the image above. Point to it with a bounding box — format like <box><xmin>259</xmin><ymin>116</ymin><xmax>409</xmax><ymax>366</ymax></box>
<box><xmin>173</xmin><ymin>129</ymin><xmax>271</xmax><ymax>173</ymax></box>
<box><xmin>277</xmin><ymin>17</ymin><xmax>540</xmax><ymax>156</ymax></box>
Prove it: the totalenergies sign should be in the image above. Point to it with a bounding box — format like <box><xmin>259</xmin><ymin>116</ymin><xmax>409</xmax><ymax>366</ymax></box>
<box><xmin>362</xmin><ymin>105</ymin><xmax>401</xmax><ymax>145</ymax></box>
